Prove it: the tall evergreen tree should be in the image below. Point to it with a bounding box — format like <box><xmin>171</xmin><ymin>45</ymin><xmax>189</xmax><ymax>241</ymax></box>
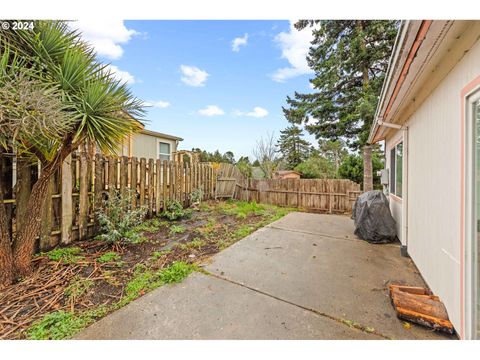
<box><xmin>276</xmin><ymin>125</ymin><xmax>311</xmax><ymax>169</ymax></box>
<box><xmin>282</xmin><ymin>20</ymin><xmax>398</xmax><ymax>188</ymax></box>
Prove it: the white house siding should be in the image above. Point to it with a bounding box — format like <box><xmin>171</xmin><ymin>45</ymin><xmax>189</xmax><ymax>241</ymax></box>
<box><xmin>385</xmin><ymin>131</ymin><xmax>404</xmax><ymax>245</ymax></box>
<box><xmin>385</xmin><ymin>38</ymin><xmax>480</xmax><ymax>334</ymax></box>
<box><xmin>131</xmin><ymin>133</ymin><xmax>177</xmax><ymax>160</ymax></box>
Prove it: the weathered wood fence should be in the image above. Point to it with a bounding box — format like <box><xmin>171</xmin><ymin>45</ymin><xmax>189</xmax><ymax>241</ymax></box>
<box><xmin>1</xmin><ymin>156</ymin><xmax>361</xmax><ymax>252</ymax></box>
<box><xmin>215</xmin><ymin>163</ymin><xmax>361</xmax><ymax>214</ymax></box>
<box><xmin>1</xmin><ymin>152</ymin><xmax>214</xmax><ymax>252</ymax></box>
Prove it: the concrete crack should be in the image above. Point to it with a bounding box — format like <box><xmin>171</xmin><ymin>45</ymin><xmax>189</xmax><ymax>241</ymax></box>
<box><xmin>199</xmin><ymin>269</ymin><xmax>392</xmax><ymax>340</ymax></box>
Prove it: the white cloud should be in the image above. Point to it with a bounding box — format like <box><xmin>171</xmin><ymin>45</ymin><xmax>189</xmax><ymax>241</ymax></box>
<box><xmin>198</xmin><ymin>105</ymin><xmax>224</xmax><ymax>116</ymax></box>
<box><xmin>234</xmin><ymin>106</ymin><xmax>269</xmax><ymax>118</ymax></box>
<box><xmin>180</xmin><ymin>65</ymin><xmax>209</xmax><ymax>87</ymax></box>
<box><xmin>105</xmin><ymin>65</ymin><xmax>135</xmax><ymax>84</ymax></box>
<box><xmin>70</xmin><ymin>20</ymin><xmax>139</xmax><ymax>60</ymax></box>
<box><xmin>143</xmin><ymin>100</ymin><xmax>170</xmax><ymax>109</ymax></box>
<box><xmin>232</xmin><ymin>33</ymin><xmax>248</xmax><ymax>52</ymax></box>
<box><xmin>271</xmin><ymin>21</ymin><xmax>316</xmax><ymax>82</ymax></box>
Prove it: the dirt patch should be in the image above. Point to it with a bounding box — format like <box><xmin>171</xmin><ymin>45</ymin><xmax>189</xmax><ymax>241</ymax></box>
<box><xmin>0</xmin><ymin>200</ymin><xmax>291</xmax><ymax>339</ymax></box>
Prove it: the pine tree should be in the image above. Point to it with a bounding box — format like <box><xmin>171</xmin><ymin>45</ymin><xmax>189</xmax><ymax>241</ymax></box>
<box><xmin>276</xmin><ymin>125</ymin><xmax>311</xmax><ymax>169</ymax></box>
<box><xmin>282</xmin><ymin>20</ymin><xmax>398</xmax><ymax>188</ymax></box>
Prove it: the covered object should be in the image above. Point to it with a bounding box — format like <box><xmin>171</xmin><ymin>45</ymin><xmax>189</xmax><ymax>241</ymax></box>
<box><xmin>352</xmin><ymin>190</ymin><xmax>397</xmax><ymax>244</ymax></box>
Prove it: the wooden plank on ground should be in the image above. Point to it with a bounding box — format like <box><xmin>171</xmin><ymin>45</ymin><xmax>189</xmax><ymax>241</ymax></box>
<box><xmin>389</xmin><ymin>284</ymin><xmax>453</xmax><ymax>334</ymax></box>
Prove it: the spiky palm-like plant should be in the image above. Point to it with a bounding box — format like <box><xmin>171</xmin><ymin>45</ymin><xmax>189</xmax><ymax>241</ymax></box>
<box><xmin>0</xmin><ymin>21</ymin><xmax>144</xmax><ymax>285</ymax></box>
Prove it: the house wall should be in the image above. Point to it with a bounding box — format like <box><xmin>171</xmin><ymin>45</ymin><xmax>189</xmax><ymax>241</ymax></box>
<box><xmin>130</xmin><ymin>133</ymin><xmax>177</xmax><ymax>160</ymax></box>
<box><xmin>384</xmin><ymin>38</ymin><xmax>480</xmax><ymax>335</ymax></box>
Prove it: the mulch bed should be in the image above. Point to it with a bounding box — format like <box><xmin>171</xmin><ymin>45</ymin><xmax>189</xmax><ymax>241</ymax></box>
<box><xmin>0</xmin><ymin>200</ymin><xmax>283</xmax><ymax>339</ymax></box>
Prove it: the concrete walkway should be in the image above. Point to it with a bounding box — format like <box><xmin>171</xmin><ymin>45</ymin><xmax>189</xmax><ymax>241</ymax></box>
<box><xmin>76</xmin><ymin>212</ymin><xmax>452</xmax><ymax>340</ymax></box>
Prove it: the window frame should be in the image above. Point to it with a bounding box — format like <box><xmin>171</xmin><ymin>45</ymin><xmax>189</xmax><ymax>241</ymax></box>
<box><xmin>389</xmin><ymin>140</ymin><xmax>403</xmax><ymax>198</ymax></box>
<box><xmin>157</xmin><ymin>140</ymin><xmax>171</xmax><ymax>161</ymax></box>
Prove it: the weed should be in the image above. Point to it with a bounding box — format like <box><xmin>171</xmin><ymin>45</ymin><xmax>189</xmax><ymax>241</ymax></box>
<box><xmin>64</xmin><ymin>277</ymin><xmax>94</xmax><ymax>301</ymax></box>
<box><xmin>26</xmin><ymin>311</ymin><xmax>91</xmax><ymax>340</ymax></box>
<box><xmin>97</xmin><ymin>251</ymin><xmax>121</xmax><ymax>263</ymax></box>
<box><xmin>178</xmin><ymin>238</ymin><xmax>206</xmax><ymax>250</ymax></box>
<box><xmin>220</xmin><ymin>201</ymin><xmax>267</xmax><ymax>219</ymax></box>
<box><xmin>96</xmin><ymin>189</ymin><xmax>148</xmax><ymax>244</ymax></box>
<box><xmin>169</xmin><ymin>225</ymin><xmax>186</xmax><ymax>236</ymax></box>
<box><xmin>189</xmin><ymin>188</ymin><xmax>204</xmax><ymax>205</ymax></box>
<box><xmin>133</xmin><ymin>218</ymin><xmax>168</xmax><ymax>233</ymax></box>
<box><xmin>158</xmin><ymin>261</ymin><xmax>194</xmax><ymax>284</ymax></box>
<box><xmin>232</xmin><ymin>224</ymin><xmax>255</xmax><ymax>239</ymax></box>
<box><xmin>161</xmin><ymin>200</ymin><xmax>192</xmax><ymax>221</ymax></box>
<box><xmin>150</xmin><ymin>249</ymin><xmax>171</xmax><ymax>260</ymax></box>
<box><xmin>44</xmin><ymin>247</ymin><xmax>84</xmax><ymax>264</ymax></box>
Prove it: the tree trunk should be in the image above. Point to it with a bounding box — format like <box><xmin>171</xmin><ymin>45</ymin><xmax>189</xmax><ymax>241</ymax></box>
<box><xmin>363</xmin><ymin>145</ymin><xmax>373</xmax><ymax>192</ymax></box>
<box><xmin>0</xmin><ymin>156</ymin><xmax>14</xmax><ymax>287</ymax></box>
<box><xmin>12</xmin><ymin>166</ymin><xmax>54</xmax><ymax>277</ymax></box>
<box><xmin>12</xmin><ymin>143</ymin><xmax>73</xmax><ymax>278</ymax></box>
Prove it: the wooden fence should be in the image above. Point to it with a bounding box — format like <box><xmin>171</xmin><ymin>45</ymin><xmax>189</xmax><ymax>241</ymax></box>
<box><xmin>214</xmin><ymin>163</ymin><xmax>361</xmax><ymax>214</ymax></box>
<box><xmin>0</xmin><ymin>152</ymin><xmax>214</xmax><ymax>252</ymax></box>
<box><xmin>1</xmin><ymin>156</ymin><xmax>361</xmax><ymax>252</ymax></box>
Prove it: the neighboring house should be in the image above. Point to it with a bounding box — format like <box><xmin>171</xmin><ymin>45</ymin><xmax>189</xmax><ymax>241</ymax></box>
<box><xmin>368</xmin><ymin>20</ymin><xmax>480</xmax><ymax>339</ymax></box>
<box><xmin>119</xmin><ymin>127</ymin><xmax>183</xmax><ymax>161</ymax></box>
<box><xmin>273</xmin><ymin>170</ymin><xmax>301</xmax><ymax>180</ymax></box>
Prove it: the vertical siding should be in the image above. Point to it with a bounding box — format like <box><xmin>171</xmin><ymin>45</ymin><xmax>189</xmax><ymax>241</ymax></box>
<box><xmin>131</xmin><ymin>133</ymin><xmax>177</xmax><ymax>160</ymax></box>
<box><xmin>391</xmin><ymin>39</ymin><xmax>480</xmax><ymax>333</ymax></box>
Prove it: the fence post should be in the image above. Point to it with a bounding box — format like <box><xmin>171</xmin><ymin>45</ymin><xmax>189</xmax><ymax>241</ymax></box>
<box><xmin>155</xmin><ymin>159</ymin><xmax>161</xmax><ymax>214</ymax></box>
<box><xmin>131</xmin><ymin>157</ymin><xmax>137</xmax><ymax>208</ymax></box>
<box><xmin>61</xmin><ymin>155</ymin><xmax>73</xmax><ymax>244</ymax></box>
<box><xmin>148</xmin><ymin>158</ymin><xmax>154</xmax><ymax>217</ymax></box>
<box><xmin>139</xmin><ymin>158</ymin><xmax>146</xmax><ymax>207</ymax></box>
<box><xmin>78</xmin><ymin>148</ymin><xmax>89</xmax><ymax>241</ymax></box>
<box><xmin>93</xmin><ymin>154</ymin><xmax>104</xmax><ymax>234</ymax></box>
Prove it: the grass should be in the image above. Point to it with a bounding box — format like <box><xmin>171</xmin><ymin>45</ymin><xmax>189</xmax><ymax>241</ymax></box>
<box><xmin>97</xmin><ymin>251</ymin><xmax>121</xmax><ymax>263</ymax></box>
<box><xmin>219</xmin><ymin>200</ymin><xmax>268</xmax><ymax>219</ymax></box>
<box><xmin>26</xmin><ymin>261</ymin><xmax>195</xmax><ymax>340</ymax></box>
<box><xmin>150</xmin><ymin>249</ymin><xmax>171</xmax><ymax>260</ymax></box>
<box><xmin>43</xmin><ymin>247</ymin><xmax>84</xmax><ymax>264</ymax></box>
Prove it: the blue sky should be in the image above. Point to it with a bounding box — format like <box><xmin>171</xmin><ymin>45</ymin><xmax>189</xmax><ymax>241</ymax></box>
<box><xmin>73</xmin><ymin>20</ymin><xmax>318</xmax><ymax>160</ymax></box>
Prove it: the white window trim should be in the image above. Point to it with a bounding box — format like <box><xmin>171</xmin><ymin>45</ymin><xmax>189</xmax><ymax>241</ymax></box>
<box><xmin>389</xmin><ymin>140</ymin><xmax>404</xmax><ymax>199</ymax></box>
<box><xmin>156</xmin><ymin>139</ymin><xmax>171</xmax><ymax>161</ymax></box>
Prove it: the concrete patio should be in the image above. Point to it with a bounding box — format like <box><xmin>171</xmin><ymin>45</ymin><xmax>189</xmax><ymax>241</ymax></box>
<box><xmin>76</xmin><ymin>212</ymin><xmax>453</xmax><ymax>340</ymax></box>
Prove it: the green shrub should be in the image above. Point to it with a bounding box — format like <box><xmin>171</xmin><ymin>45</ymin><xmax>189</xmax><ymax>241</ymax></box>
<box><xmin>96</xmin><ymin>190</ymin><xmax>148</xmax><ymax>243</ymax></box>
<box><xmin>189</xmin><ymin>188</ymin><xmax>204</xmax><ymax>205</ymax></box>
<box><xmin>161</xmin><ymin>200</ymin><xmax>192</xmax><ymax>221</ymax></box>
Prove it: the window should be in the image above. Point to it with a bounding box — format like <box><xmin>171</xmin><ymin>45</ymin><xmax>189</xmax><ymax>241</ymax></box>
<box><xmin>390</xmin><ymin>141</ymin><xmax>403</xmax><ymax>198</ymax></box>
<box><xmin>158</xmin><ymin>142</ymin><xmax>170</xmax><ymax>161</ymax></box>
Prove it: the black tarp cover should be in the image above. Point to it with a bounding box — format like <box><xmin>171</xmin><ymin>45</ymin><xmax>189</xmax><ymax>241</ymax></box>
<box><xmin>352</xmin><ymin>190</ymin><xmax>397</xmax><ymax>244</ymax></box>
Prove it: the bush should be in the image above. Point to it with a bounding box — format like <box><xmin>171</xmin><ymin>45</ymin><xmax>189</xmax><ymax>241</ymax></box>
<box><xmin>294</xmin><ymin>156</ymin><xmax>336</xmax><ymax>179</ymax></box>
<box><xmin>189</xmin><ymin>188</ymin><xmax>204</xmax><ymax>205</ymax></box>
<box><xmin>96</xmin><ymin>190</ymin><xmax>147</xmax><ymax>243</ymax></box>
<box><xmin>161</xmin><ymin>200</ymin><xmax>192</xmax><ymax>221</ymax></box>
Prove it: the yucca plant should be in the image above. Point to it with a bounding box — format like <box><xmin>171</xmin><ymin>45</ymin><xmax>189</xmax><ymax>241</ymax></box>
<box><xmin>0</xmin><ymin>21</ymin><xmax>144</xmax><ymax>285</ymax></box>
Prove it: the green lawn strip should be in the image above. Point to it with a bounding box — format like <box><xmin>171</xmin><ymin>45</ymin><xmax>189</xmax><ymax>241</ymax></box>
<box><xmin>26</xmin><ymin>261</ymin><xmax>196</xmax><ymax>340</ymax></box>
